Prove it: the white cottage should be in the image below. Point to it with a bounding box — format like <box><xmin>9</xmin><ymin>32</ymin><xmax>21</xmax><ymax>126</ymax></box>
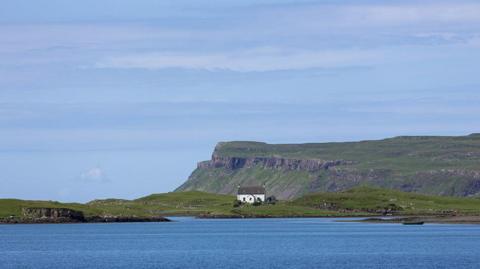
<box><xmin>237</xmin><ymin>186</ymin><xmax>266</xmax><ymax>204</ymax></box>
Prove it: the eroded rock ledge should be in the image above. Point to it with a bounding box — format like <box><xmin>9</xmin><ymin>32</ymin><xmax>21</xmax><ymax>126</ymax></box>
<box><xmin>1</xmin><ymin>207</ymin><xmax>170</xmax><ymax>224</ymax></box>
<box><xmin>198</xmin><ymin>154</ymin><xmax>354</xmax><ymax>172</ymax></box>
<box><xmin>22</xmin><ymin>207</ymin><xmax>85</xmax><ymax>222</ymax></box>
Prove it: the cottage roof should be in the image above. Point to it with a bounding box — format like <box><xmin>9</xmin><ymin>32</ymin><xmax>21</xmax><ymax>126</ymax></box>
<box><xmin>238</xmin><ymin>186</ymin><xmax>265</xmax><ymax>195</ymax></box>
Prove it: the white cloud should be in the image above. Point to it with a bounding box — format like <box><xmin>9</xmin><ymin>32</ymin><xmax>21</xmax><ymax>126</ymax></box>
<box><xmin>275</xmin><ymin>3</ymin><xmax>480</xmax><ymax>28</ymax></box>
<box><xmin>80</xmin><ymin>166</ymin><xmax>108</xmax><ymax>182</ymax></box>
<box><xmin>95</xmin><ymin>47</ymin><xmax>380</xmax><ymax>72</ymax></box>
<box><xmin>343</xmin><ymin>3</ymin><xmax>480</xmax><ymax>25</ymax></box>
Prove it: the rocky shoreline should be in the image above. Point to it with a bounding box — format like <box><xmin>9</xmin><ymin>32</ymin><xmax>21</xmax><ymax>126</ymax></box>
<box><xmin>197</xmin><ymin>213</ymin><xmax>480</xmax><ymax>224</ymax></box>
<box><xmin>0</xmin><ymin>216</ymin><xmax>171</xmax><ymax>224</ymax></box>
<box><xmin>0</xmin><ymin>207</ymin><xmax>171</xmax><ymax>224</ymax></box>
<box><xmin>4</xmin><ymin>211</ymin><xmax>480</xmax><ymax>225</ymax></box>
<box><xmin>357</xmin><ymin>215</ymin><xmax>480</xmax><ymax>225</ymax></box>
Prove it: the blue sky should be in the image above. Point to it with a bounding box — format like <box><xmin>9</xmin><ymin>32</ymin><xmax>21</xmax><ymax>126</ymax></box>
<box><xmin>1</xmin><ymin>0</ymin><xmax>480</xmax><ymax>202</ymax></box>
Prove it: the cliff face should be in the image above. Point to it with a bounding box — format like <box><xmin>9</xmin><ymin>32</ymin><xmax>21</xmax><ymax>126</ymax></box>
<box><xmin>176</xmin><ymin>135</ymin><xmax>480</xmax><ymax>200</ymax></box>
<box><xmin>178</xmin><ymin>153</ymin><xmax>360</xmax><ymax>199</ymax></box>
<box><xmin>198</xmin><ymin>154</ymin><xmax>354</xmax><ymax>171</ymax></box>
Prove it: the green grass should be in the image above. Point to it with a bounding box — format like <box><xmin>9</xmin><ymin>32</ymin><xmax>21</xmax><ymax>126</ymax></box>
<box><xmin>215</xmin><ymin>135</ymin><xmax>480</xmax><ymax>170</ymax></box>
<box><xmin>3</xmin><ymin>187</ymin><xmax>480</xmax><ymax>219</ymax></box>
<box><xmin>86</xmin><ymin>191</ymin><xmax>236</xmax><ymax>217</ymax></box>
<box><xmin>231</xmin><ymin>203</ymin><xmax>361</xmax><ymax>217</ymax></box>
<box><xmin>291</xmin><ymin>186</ymin><xmax>480</xmax><ymax>215</ymax></box>
<box><xmin>0</xmin><ymin>199</ymin><xmax>102</xmax><ymax>218</ymax></box>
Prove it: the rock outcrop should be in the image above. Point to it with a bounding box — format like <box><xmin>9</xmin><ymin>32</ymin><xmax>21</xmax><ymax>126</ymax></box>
<box><xmin>198</xmin><ymin>154</ymin><xmax>354</xmax><ymax>172</ymax></box>
<box><xmin>22</xmin><ymin>207</ymin><xmax>85</xmax><ymax>222</ymax></box>
<box><xmin>0</xmin><ymin>207</ymin><xmax>171</xmax><ymax>224</ymax></box>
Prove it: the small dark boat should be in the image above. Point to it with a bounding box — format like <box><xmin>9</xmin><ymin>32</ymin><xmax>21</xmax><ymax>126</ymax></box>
<box><xmin>402</xmin><ymin>221</ymin><xmax>424</xmax><ymax>225</ymax></box>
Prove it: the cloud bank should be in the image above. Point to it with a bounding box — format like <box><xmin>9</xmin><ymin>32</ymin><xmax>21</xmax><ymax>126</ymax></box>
<box><xmin>95</xmin><ymin>48</ymin><xmax>379</xmax><ymax>72</ymax></box>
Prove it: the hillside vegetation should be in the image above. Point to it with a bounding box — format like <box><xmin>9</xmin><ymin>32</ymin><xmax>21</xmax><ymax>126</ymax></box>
<box><xmin>177</xmin><ymin>134</ymin><xmax>480</xmax><ymax>199</ymax></box>
<box><xmin>0</xmin><ymin>199</ymin><xmax>100</xmax><ymax>219</ymax></box>
<box><xmin>3</xmin><ymin>187</ymin><xmax>480</xmax><ymax>219</ymax></box>
<box><xmin>291</xmin><ymin>186</ymin><xmax>480</xmax><ymax>215</ymax></box>
<box><xmin>87</xmin><ymin>191</ymin><xmax>235</xmax><ymax>217</ymax></box>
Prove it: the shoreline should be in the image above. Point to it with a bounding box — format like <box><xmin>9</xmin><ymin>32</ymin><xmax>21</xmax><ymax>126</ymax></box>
<box><xmin>0</xmin><ymin>216</ymin><xmax>171</xmax><ymax>224</ymax></box>
<box><xmin>3</xmin><ymin>215</ymin><xmax>480</xmax><ymax>225</ymax></box>
<box><xmin>196</xmin><ymin>214</ymin><xmax>480</xmax><ymax>224</ymax></box>
<box><xmin>351</xmin><ymin>215</ymin><xmax>480</xmax><ymax>225</ymax></box>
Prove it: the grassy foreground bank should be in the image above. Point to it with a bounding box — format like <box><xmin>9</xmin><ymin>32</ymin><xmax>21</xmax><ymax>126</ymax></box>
<box><xmin>2</xmin><ymin>187</ymin><xmax>480</xmax><ymax>221</ymax></box>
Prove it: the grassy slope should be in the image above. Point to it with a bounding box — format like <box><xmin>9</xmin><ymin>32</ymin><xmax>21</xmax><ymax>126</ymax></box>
<box><xmin>291</xmin><ymin>187</ymin><xmax>480</xmax><ymax>215</ymax></box>
<box><xmin>179</xmin><ymin>134</ymin><xmax>480</xmax><ymax>198</ymax></box>
<box><xmin>86</xmin><ymin>191</ymin><xmax>236</xmax><ymax>217</ymax></box>
<box><xmin>0</xmin><ymin>192</ymin><xmax>237</xmax><ymax>219</ymax></box>
<box><xmin>2</xmin><ymin>187</ymin><xmax>480</xmax><ymax>219</ymax></box>
<box><xmin>216</xmin><ymin>135</ymin><xmax>480</xmax><ymax>167</ymax></box>
<box><xmin>216</xmin><ymin>135</ymin><xmax>480</xmax><ymax>172</ymax></box>
<box><xmin>185</xmin><ymin>166</ymin><xmax>315</xmax><ymax>200</ymax></box>
<box><xmin>0</xmin><ymin>199</ymin><xmax>102</xmax><ymax>218</ymax></box>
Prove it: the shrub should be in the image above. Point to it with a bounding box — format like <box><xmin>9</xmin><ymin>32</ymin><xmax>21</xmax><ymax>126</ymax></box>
<box><xmin>252</xmin><ymin>200</ymin><xmax>262</xmax><ymax>206</ymax></box>
<box><xmin>265</xmin><ymin>196</ymin><xmax>277</xmax><ymax>205</ymax></box>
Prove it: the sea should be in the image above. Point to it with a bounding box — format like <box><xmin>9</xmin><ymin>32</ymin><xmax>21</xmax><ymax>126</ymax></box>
<box><xmin>1</xmin><ymin>217</ymin><xmax>479</xmax><ymax>268</ymax></box>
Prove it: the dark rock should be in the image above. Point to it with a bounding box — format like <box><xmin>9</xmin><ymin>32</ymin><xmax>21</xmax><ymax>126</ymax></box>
<box><xmin>85</xmin><ymin>216</ymin><xmax>171</xmax><ymax>223</ymax></box>
<box><xmin>0</xmin><ymin>208</ymin><xmax>171</xmax><ymax>224</ymax></box>
<box><xmin>22</xmin><ymin>207</ymin><xmax>85</xmax><ymax>222</ymax></box>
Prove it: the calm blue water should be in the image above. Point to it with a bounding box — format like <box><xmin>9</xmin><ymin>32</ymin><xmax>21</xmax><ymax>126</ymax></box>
<box><xmin>1</xmin><ymin>217</ymin><xmax>480</xmax><ymax>269</ymax></box>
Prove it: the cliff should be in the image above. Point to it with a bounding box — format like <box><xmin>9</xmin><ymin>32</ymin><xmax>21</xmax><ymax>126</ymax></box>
<box><xmin>198</xmin><ymin>155</ymin><xmax>354</xmax><ymax>171</ymax></box>
<box><xmin>176</xmin><ymin>134</ymin><xmax>480</xmax><ymax>199</ymax></box>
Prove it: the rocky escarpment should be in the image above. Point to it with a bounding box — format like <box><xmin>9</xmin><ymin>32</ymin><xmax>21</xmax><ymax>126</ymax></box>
<box><xmin>177</xmin><ymin>136</ymin><xmax>480</xmax><ymax>199</ymax></box>
<box><xmin>177</xmin><ymin>154</ymin><xmax>356</xmax><ymax>199</ymax></box>
<box><xmin>198</xmin><ymin>154</ymin><xmax>354</xmax><ymax>172</ymax></box>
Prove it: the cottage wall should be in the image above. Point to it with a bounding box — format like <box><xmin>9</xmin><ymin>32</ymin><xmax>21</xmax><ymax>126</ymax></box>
<box><xmin>237</xmin><ymin>194</ymin><xmax>265</xmax><ymax>203</ymax></box>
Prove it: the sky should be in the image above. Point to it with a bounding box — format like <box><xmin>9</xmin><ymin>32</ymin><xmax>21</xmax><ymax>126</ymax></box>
<box><xmin>1</xmin><ymin>0</ymin><xmax>480</xmax><ymax>202</ymax></box>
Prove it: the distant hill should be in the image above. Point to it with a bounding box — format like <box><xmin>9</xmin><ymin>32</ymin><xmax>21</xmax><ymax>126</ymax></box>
<box><xmin>176</xmin><ymin>134</ymin><xmax>480</xmax><ymax>199</ymax></box>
